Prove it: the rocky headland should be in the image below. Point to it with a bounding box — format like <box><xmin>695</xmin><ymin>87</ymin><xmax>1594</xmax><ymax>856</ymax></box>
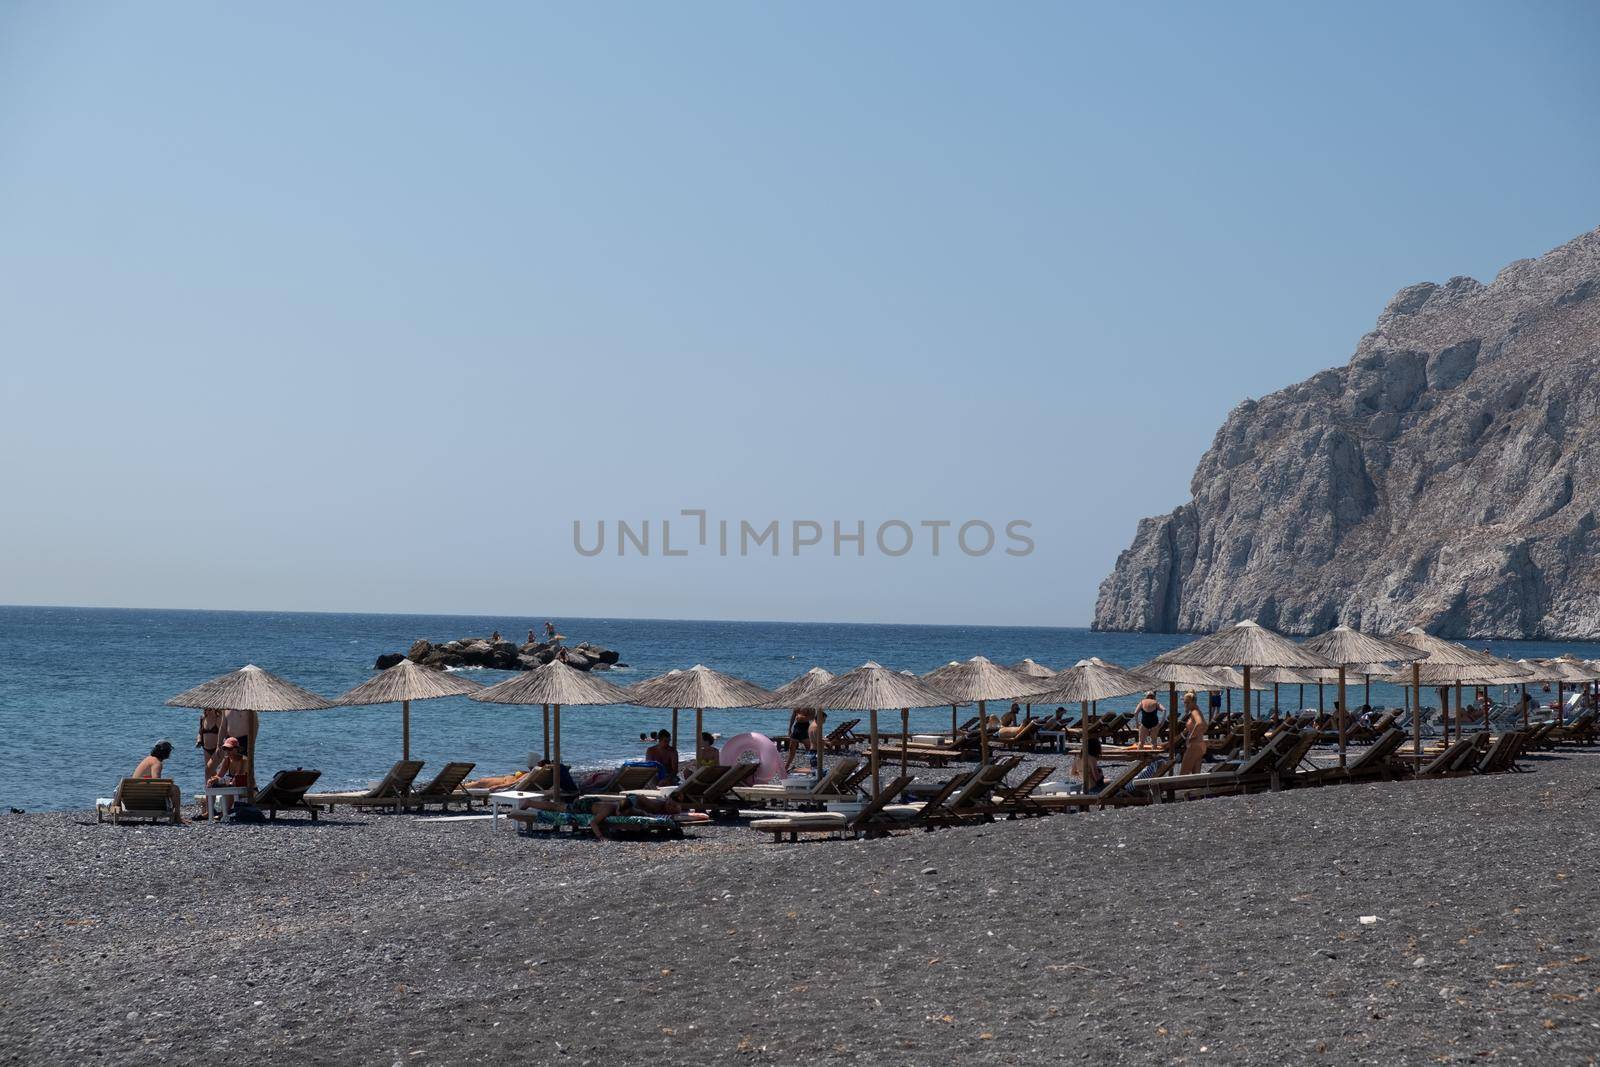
<box><xmin>374</xmin><ymin>637</ymin><xmax>623</xmax><ymax>672</ymax></box>
<box><xmin>1095</xmin><ymin>226</ymin><xmax>1600</xmax><ymax>639</ymax></box>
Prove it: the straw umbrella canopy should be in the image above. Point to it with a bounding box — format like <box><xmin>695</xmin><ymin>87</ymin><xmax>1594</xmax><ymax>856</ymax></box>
<box><xmin>471</xmin><ymin>660</ymin><xmax>633</xmax><ymax>799</ymax></box>
<box><xmin>167</xmin><ymin>664</ymin><xmax>333</xmax><ymax>712</ymax></box>
<box><xmin>1299</xmin><ymin>625</ymin><xmax>1423</xmax><ymax>766</ymax></box>
<box><xmin>921</xmin><ymin>656</ymin><xmax>1052</xmax><ymax>769</ymax></box>
<box><xmin>334</xmin><ymin>659</ymin><xmax>484</xmax><ymax>761</ymax></box>
<box><xmin>757</xmin><ymin>667</ymin><xmax>837</xmax><ymax>709</ymax></box>
<box><xmin>1009</xmin><ymin>658</ymin><xmax>1055</xmax><ymax>679</ymax></box>
<box><xmin>808</xmin><ymin>661</ymin><xmax>955</xmax><ymax>798</ymax></box>
<box><xmin>1151</xmin><ymin>620</ymin><xmax>1333</xmax><ymax>756</ymax></box>
<box><xmin>625</xmin><ymin>665</ymin><xmax>775</xmax><ymax>772</ymax></box>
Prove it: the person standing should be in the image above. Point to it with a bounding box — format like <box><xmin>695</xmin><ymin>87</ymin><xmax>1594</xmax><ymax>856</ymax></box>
<box><xmin>194</xmin><ymin>708</ymin><xmax>222</xmax><ymax>818</ymax></box>
<box><xmin>1180</xmin><ymin>691</ymin><xmax>1208</xmax><ymax>774</ymax></box>
<box><xmin>784</xmin><ymin>708</ymin><xmax>812</xmax><ymax>773</ymax></box>
<box><xmin>1135</xmin><ymin>691</ymin><xmax>1164</xmax><ymax>749</ymax></box>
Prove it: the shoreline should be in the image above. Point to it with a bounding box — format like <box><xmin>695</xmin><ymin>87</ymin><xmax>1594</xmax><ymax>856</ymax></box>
<box><xmin>5</xmin><ymin>750</ymin><xmax>1599</xmax><ymax>1064</ymax></box>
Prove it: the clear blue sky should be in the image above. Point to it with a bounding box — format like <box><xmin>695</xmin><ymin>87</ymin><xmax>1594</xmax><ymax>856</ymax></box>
<box><xmin>2</xmin><ymin>1</ymin><xmax>1597</xmax><ymax>626</ymax></box>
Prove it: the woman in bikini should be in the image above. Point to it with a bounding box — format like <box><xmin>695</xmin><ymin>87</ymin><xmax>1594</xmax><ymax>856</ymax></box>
<box><xmin>784</xmin><ymin>708</ymin><xmax>812</xmax><ymax>773</ymax></box>
<box><xmin>1180</xmin><ymin>691</ymin><xmax>1208</xmax><ymax>774</ymax></box>
<box><xmin>195</xmin><ymin>708</ymin><xmax>222</xmax><ymax>817</ymax></box>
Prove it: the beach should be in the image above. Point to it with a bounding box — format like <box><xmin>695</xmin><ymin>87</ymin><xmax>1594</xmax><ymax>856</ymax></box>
<box><xmin>5</xmin><ymin>749</ymin><xmax>1598</xmax><ymax>1065</ymax></box>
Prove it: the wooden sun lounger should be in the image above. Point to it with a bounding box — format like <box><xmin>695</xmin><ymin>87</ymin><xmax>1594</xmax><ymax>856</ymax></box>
<box><xmin>307</xmin><ymin>759</ymin><xmax>426</xmax><ymax>811</ymax></box>
<box><xmin>1034</xmin><ymin>753</ymin><xmax>1163</xmax><ymax>811</ymax></box>
<box><xmin>919</xmin><ymin>758</ymin><xmax>1024</xmax><ymax>827</ymax></box>
<box><xmin>252</xmin><ymin>769</ymin><xmax>323</xmax><ymax>820</ymax></box>
<box><xmin>1413</xmin><ymin>735</ymin><xmax>1479</xmax><ymax>778</ymax></box>
<box><xmin>734</xmin><ymin>757</ymin><xmax>862</xmax><ymax>807</ymax></box>
<box><xmin>750</xmin><ymin>776</ymin><xmax>919</xmax><ymax>841</ymax></box>
<box><xmin>1128</xmin><ymin>730</ymin><xmax>1300</xmax><ymax>802</ymax></box>
<box><xmin>97</xmin><ymin>778</ymin><xmax>181</xmax><ymax>825</ymax></box>
<box><xmin>399</xmin><ymin>761</ymin><xmax>478</xmax><ymax>812</ymax></box>
<box><xmin>1296</xmin><ymin>729</ymin><xmax>1410</xmax><ymax>786</ymax></box>
<box><xmin>988</xmin><ymin>765</ymin><xmax>1057</xmax><ymax>817</ymax></box>
<box><xmin>1347</xmin><ymin>709</ymin><xmax>1402</xmax><ymax>745</ymax></box>
<box><xmin>1472</xmin><ymin>730</ymin><xmax>1527</xmax><ymax>775</ymax></box>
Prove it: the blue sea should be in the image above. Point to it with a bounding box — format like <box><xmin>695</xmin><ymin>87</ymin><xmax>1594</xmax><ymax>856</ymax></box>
<box><xmin>4</xmin><ymin>605</ymin><xmax>1597</xmax><ymax>813</ymax></box>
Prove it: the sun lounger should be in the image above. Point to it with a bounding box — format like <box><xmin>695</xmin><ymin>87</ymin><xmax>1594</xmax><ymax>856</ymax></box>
<box><xmin>307</xmin><ymin>759</ymin><xmax>426</xmax><ymax>811</ymax></box>
<box><xmin>993</xmin><ymin>719</ymin><xmax>1044</xmax><ymax>752</ymax></box>
<box><xmin>734</xmin><ymin>757</ymin><xmax>862</xmax><ymax>808</ymax></box>
<box><xmin>252</xmin><ymin>769</ymin><xmax>323</xmax><ymax>820</ymax></box>
<box><xmin>1128</xmin><ymin>729</ymin><xmax>1301</xmax><ymax>802</ymax></box>
<box><xmin>1413</xmin><ymin>735</ymin><xmax>1478</xmax><ymax>778</ymax></box>
<box><xmin>1034</xmin><ymin>754</ymin><xmax>1162</xmax><ymax>811</ymax></box>
<box><xmin>506</xmin><ymin>806</ymin><xmax>686</xmax><ymax>839</ymax></box>
<box><xmin>918</xmin><ymin>758</ymin><xmax>1024</xmax><ymax>826</ymax></box>
<box><xmin>1472</xmin><ymin>730</ymin><xmax>1526</xmax><ymax>775</ymax></box>
<box><xmin>397</xmin><ymin>761</ymin><xmax>478</xmax><ymax>812</ymax></box>
<box><xmin>1295</xmin><ymin>728</ymin><xmax>1410</xmax><ymax>786</ymax></box>
<box><xmin>97</xmin><ymin>778</ymin><xmax>181</xmax><ymax>825</ymax></box>
<box><xmin>750</xmin><ymin>776</ymin><xmax>920</xmax><ymax>841</ymax></box>
<box><xmin>988</xmin><ymin>765</ymin><xmax>1057</xmax><ymax>817</ymax></box>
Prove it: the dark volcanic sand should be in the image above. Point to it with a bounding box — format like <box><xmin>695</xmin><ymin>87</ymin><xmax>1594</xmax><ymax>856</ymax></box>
<box><xmin>3</xmin><ymin>753</ymin><xmax>1599</xmax><ymax>1066</ymax></box>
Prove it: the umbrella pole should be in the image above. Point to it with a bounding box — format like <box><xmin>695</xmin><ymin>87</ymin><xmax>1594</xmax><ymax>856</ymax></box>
<box><xmin>951</xmin><ymin>704</ymin><xmax>958</xmax><ymax>739</ymax></box>
<box><xmin>550</xmin><ymin>704</ymin><xmax>562</xmax><ymax>802</ymax></box>
<box><xmin>696</xmin><ymin>708</ymin><xmax>704</xmax><ymax>765</ymax></box>
<box><xmin>1298</xmin><ymin>683</ymin><xmax>1304</xmax><ymax>712</ymax></box>
<box><xmin>1318</xmin><ymin>682</ymin><xmax>1324</xmax><ymax>714</ymax></box>
<box><xmin>900</xmin><ymin>708</ymin><xmax>909</xmax><ymax>780</ymax></box>
<box><xmin>672</xmin><ymin>708</ymin><xmax>679</xmax><ymax>753</ymax></box>
<box><xmin>1167</xmin><ymin>683</ymin><xmax>1178</xmax><ymax>773</ymax></box>
<box><xmin>1273</xmin><ymin>683</ymin><xmax>1280</xmax><ymax>720</ymax></box>
<box><xmin>542</xmin><ymin>704</ymin><xmax>550</xmax><ymax>761</ymax></box>
<box><xmin>1557</xmin><ymin>683</ymin><xmax>1564</xmax><ymax>727</ymax></box>
<box><xmin>1242</xmin><ymin>666</ymin><xmax>1252</xmax><ymax>757</ymax></box>
<box><xmin>1454</xmin><ymin>682</ymin><xmax>1462</xmax><ymax>738</ymax></box>
<box><xmin>1522</xmin><ymin>684</ymin><xmax>1529</xmax><ymax>729</ymax></box>
<box><xmin>1412</xmin><ymin>663</ymin><xmax>1422</xmax><ymax>758</ymax></box>
<box><xmin>978</xmin><ymin>699</ymin><xmax>989</xmax><ymax>769</ymax></box>
<box><xmin>1337</xmin><ymin>665</ymin><xmax>1348</xmax><ymax>769</ymax></box>
<box><xmin>402</xmin><ymin>699</ymin><xmax>411</xmax><ymax>762</ymax></box>
<box><xmin>870</xmin><ymin>709</ymin><xmax>881</xmax><ymax>800</ymax></box>
<box><xmin>1364</xmin><ymin>674</ymin><xmax>1371</xmax><ymax>708</ymax></box>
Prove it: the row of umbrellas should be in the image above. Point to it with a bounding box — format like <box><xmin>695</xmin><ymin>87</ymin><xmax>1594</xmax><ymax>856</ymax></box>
<box><xmin>165</xmin><ymin>622</ymin><xmax>1600</xmax><ymax>799</ymax></box>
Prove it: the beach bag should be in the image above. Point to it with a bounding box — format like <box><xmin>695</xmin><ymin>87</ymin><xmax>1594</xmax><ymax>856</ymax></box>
<box><xmin>230</xmin><ymin>803</ymin><xmax>266</xmax><ymax>824</ymax></box>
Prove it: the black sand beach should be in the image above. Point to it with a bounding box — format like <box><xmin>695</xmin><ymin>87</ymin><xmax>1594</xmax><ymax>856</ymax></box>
<box><xmin>4</xmin><ymin>753</ymin><xmax>1599</xmax><ymax>1066</ymax></box>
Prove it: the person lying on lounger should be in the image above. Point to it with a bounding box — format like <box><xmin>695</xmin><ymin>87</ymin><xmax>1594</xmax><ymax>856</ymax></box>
<box><xmin>518</xmin><ymin>793</ymin><xmax>685</xmax><ymax>840</ymax></box>
<box><xmin>132</xmin><ymin>740</ymin><xmax>184</xmax><ymax>820</ymax></box>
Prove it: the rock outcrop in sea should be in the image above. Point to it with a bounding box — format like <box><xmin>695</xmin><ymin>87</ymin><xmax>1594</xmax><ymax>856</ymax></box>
<box><xmin>373</xmin><ymin>638</ymin><xmax>622</xmax><ymax>672</ymax></box>
<box><xmin>1094</xmin><ymin>226</ymin><xmax>1600</xmax><ymax>639</ymax></box>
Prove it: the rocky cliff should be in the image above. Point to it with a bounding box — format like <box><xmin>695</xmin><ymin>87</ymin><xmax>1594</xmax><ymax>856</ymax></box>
<box><xmin>1093</xmin><ymin>227</ymin><xmax>1600</xmax><ymax>639</ymax></box>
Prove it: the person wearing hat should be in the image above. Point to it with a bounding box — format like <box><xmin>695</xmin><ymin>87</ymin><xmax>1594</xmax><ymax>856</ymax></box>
<box><xmin>207</xmin><ymin>737</ymin><xmax>249</xmax><ymax>819</ymax></box>
<box><xmin>220</xmin><ymin>706</ymin><xmax>258</xmax><ymax>790</ymax></box>
<box><xmin>1135</xmin><ymin>690</ymin><xmax>1165</xmax><ymax>750</ymax></box>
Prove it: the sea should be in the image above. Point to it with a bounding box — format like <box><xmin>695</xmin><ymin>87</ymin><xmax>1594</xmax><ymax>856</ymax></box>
<box><xmin>4</xmin><ymin>604</ymin><xmax>1598</xmax><ymax>813</ymax></box>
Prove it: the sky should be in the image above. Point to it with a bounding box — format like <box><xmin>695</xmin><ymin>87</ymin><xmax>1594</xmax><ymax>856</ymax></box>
<box><xmin>2</xmin><ymin>1</ymin><xmax>1598</xmax><ymax>627</ymax></box>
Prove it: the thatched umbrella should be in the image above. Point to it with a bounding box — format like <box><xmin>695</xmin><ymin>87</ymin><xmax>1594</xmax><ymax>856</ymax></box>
<box><xmin>1029</xmin><ymin>658</ymin><xmax>1155</xmax><ymax>774</ymax></box>
<box><xmin>625</xmin><ymin>665</ymin><xmax>774</xmax><ymax>774</ymax></box>
<box><xmin>1151</xmin><ymin>620</ymin><xmax>1333</xmax><ymax>756</ymax></box>
<box><xmin>333</xmin><ymin>659</ymin><xmax>483</xmax><ymax>761</ymax></box>
<box><xmin>756</xmin><ymin>667</ymin><xmax>836</xmax><ymax>772</ymax></box>
<box><xmin>1543</xmin><ymin>656</ymin><xmax>1600</xmax><ymax>726</ymax></box>
<box><xmin>471</xmin><ymin>660</ymin><xmax>632</xmax><ymax>799</ymax></box>
<box><xmin>1299</xmin><ymin>625</ymin><xmax>1421</xmax><ymax>767</ymax></box>
<box><xmin>808</xmin><ymin>662</ymin><xmax>954</xmax><ymax>798</ymax></box>
<box><xmin>1008</xmin><ymin>659</ymin><xmax>1055</xmax><ymax>721</ymax></box>
<box><xmin>1130</xmin><ymin>660</ymin><xmax>1229</xmax><ymax>773</ymax></box>
<box><xmin>167</xmin><ymin>664</ymin><xmax>332</xmax><ymax>789</ymax></box>
<box><xmin>1387</xmin><ymin>628</ymin><xmax>1506</xmax><ymax>753</ymax></box>
<box><xmin>921</xmin><ymin>656</ymin><xmax>1051</xmax><ymax>769</ymax></box>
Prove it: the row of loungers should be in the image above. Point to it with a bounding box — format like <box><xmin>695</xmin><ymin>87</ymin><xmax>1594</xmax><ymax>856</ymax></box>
<box><xmin>748</xmin><ymin>725</ymin><xmax>1535</xmax><ymax>841</ymax></box>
